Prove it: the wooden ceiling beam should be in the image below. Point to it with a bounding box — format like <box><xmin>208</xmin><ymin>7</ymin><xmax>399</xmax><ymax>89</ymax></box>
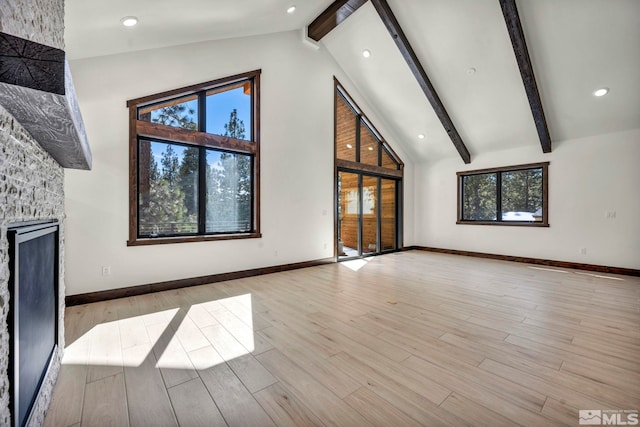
<box><xmin>499</xmin><ymin>0</ymin><xmax>552</xmax><ymax>153</ymax></box>
<box><xmin>308</xmin><ymin>0</ymin><xmax>368</xmax><ymax>42</ymax></box>
<box><xmin>370</xmin><ymin>0</ymin><xmax>471</xmax><ymax>164</ymax></box>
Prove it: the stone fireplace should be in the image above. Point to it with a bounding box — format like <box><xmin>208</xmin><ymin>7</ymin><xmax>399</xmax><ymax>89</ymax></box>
<box><xmin>0</xmin><ymin>106</ymin><xmax>66</xmax><ymax>426</ymax></box>
<box><xmin>0</xmin><ymin>0</ymin><xmax>91</xmax><ymax>425</ymax></box>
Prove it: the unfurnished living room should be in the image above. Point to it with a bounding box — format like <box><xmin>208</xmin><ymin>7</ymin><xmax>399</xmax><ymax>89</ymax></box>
<box><xmin>0</xmin><ymin>0</ymin><xmax>639</xmax><ymax>426</ymax></box>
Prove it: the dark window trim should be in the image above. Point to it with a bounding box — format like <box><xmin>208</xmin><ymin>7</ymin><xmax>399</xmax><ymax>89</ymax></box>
<box><xmin>126</xmin><ymin>70</ymin><xmax>260</xmax><ymax>108</ymax></box>
<box><xmin>127</xmin><ymin>70</ymin><xmax>261</xmax><ymax>246</ymax></box>
<box><xmin>334</xmin><ymin>78</ymin><xmax>404</xmax><ymax>259</ymax></box>
<box><xmin>334</xmin><ymin>78</ymin><xmax>404</xmax><ymax>170</ymax></box>
<box><xmin>457</xmin><ymin>161</ymin><xmax>549</xmax><ymax>227</ymax></box>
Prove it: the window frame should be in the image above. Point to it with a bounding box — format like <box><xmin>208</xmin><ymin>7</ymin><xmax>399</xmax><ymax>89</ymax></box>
<box><xmin>334</xmin><ymin>78</ymin><xmax>404</xmax><ymax>259</ymax></box>
<box><xmin>456</xmin><ymin>162</ymin><xmax>549</xmax><ymax>227</ymax></box>
<box><xmin>127</xmin><ymin>70</ymin><xmax>261</xmax><ymax>246</ymax></box>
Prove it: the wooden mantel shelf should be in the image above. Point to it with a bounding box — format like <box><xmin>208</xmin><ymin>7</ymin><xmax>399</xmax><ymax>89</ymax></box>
<box><xmin>0</xmin><ymin>32</ymin><xmax>92</xmax><ymax>170</ymax></box>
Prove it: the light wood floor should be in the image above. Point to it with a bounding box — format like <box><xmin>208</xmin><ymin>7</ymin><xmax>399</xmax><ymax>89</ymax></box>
<box><xmin>44</xmin><ymin>251</ymin><xmax>640</xmax><ymax>427</ymax></box>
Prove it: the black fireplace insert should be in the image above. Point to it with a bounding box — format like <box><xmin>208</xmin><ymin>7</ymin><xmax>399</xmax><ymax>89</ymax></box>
<box><xmin>8</xmin><ymin>220</ymin><xmax>59</xmax><ymax>427</ymax></box>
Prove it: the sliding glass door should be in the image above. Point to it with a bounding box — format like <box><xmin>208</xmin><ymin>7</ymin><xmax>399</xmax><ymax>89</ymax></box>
<box><xmin>381</xmin><ymin>178</ymin><xmax>397</xmax><ymax>252</ymax></box>
<box><xmin>338</xmin><ymin>171</ymin><xmax>399</xmax><ymax>260</ymax></box>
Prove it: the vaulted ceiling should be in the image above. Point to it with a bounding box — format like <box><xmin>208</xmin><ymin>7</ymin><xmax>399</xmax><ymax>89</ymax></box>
<box><xmin>65</xmin><ymin>0</ymin><xmax>640</xmax><ymax>164</ymax></box>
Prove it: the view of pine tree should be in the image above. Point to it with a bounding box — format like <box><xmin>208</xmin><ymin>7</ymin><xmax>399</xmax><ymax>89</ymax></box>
<box><xmin>462</xmin><ymin>168</ymin><xmax>543</xmax><ymax>221</ymax></box>
<box><xmin>160</xmin><ymin>145</ymin><xmax>180</xmax><ymax>186</ymax></box>
<box><xmin>223</xmin><ymin>109</ymin><xmax>246</xmax><ymax>139</ymax></box>
<box><xmin>150</xmin><ymin>100</ymin><xmax>200</xmax><ymax>218</ymax></box>
<box><xmin>151</xmin><ymin>103</ymin><xmax>197</xmax><ymax>131</ymax></box>
<box><xmin>179</xmin><ymin>147</ymin><xmax>199</xmax><ymax>217</ymax></box>
<box><xmin>139</xmin><ymin>101</ymin><xmax>200</xmax><ymax>236</ymax></box>
<box><xmin>139</xmin><ymin>106</ymin><xmax>252</xmax><ymax>236</ymax></box>
<box><xmin>463</xmin><ymin>173</ymin><xmax>497</xmax><ymax>220</ymax></box>
<box><xmin>501</xmin><ymin>169</ymin><xmax>542</xmax><ymax>213</ymax></box>
<box><xmin>206</xmin><ymin>108</ymin><xmax>252</xmax><ymax>232</ymax></box>
<box><xmin>140</xmin><ymin>143</ymin><xmax>196</xmax><ymax>235</ymax></box>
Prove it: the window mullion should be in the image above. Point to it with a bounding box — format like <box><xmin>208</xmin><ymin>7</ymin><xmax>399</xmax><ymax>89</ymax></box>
<box><xmin>198</xmin><ymin>92</ymin><xmax>206</xmax><ymax>133</ymax></box>
<box><xmin>377</xmin><ymin>177</ymin><xmax>382</xmax><ymax>252</ymax></box>
<box><xmin>197</xmin><ymin>92</ymin><xmax>207</xmax><ymax>235</ymax></box>
<box><xmin>496</xmin><ymin>172</ymin><xmax>502</xmax><ymax>222</ymax></box>
<box><xmin>358</xmin><ymin>174</ymin><xmax>363</xmax><ymax>256</ymax></box>
<box><xmin>355</xmin><ymin>115</ymin><xmax>362</xmax><ymax>163</ymax></box>
<box><xmin>198</xmin><ymin>148</ymin><xmax>207</xmax><ymax>235</ymax></box>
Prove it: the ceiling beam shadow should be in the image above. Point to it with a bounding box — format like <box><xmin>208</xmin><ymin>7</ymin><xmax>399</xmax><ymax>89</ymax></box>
<box><xmin>369</xmin><ymin>0</ymin><xmax>471</xmax><ymax>164</ymax></box>
<box><xmin>308</xmin><ymin>0</ymin><xmax>368</xmax><ymax>42</ymax></box>
<box><xmin>499</xmin><ymin>0</ymin><xmax>552</xmax><ymax>153</ymax></box>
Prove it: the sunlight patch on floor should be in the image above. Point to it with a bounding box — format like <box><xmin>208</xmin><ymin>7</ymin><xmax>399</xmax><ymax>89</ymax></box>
<box><xmin>341</xmin><ymin>258</ymin><xmax>371</xmax><ymax>271</ymax></box>
<box><xmin>63</xmin><ymin>294</ymin><xmax>255</xmax><ymax>369</ymax></box>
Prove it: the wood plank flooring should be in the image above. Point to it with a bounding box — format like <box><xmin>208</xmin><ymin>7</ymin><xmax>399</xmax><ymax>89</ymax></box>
<box><xmin>44</xmin><ymin>251</ymin><xmax>640</xmax><ymax>426</ymax></box>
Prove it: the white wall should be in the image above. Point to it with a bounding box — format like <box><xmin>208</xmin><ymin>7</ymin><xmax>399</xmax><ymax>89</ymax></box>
<box><xmin>416</xmin><ymin>128</ymin><xmax>640</xmax><ymax>269</ymax></box>
<box><xmin>66</xmin><ymin>30</ymin><xmax>414</xmax><ymax>295</ymax></box>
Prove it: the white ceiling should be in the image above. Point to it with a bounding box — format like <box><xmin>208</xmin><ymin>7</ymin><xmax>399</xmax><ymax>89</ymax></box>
<box><xmin>65</xmin><ymin>0</ymin><xmax>640</xmax><ymax>163</ymax></box>
<box><xmin>323</xmin><ymin>0</ymin><xmax>640</xmax><ymax>162</ymax></box>
<box><xmin>64</xmin><ymin>0</ymin><xmax>329</xmax><ymax>60</ymax></box>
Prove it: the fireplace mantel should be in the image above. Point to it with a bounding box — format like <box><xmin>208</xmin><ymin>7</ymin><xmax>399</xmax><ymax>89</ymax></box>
<box><xmin>0</xmin><ymin>32</ymin><xmax>92</xmax><ymax>170</ymax></box>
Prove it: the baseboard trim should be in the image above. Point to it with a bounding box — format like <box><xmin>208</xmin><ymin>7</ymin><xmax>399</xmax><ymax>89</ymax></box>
<box><xmin>66</xmin><ymin>257</ymin><xmax>337</xmax><ymax>306</ymax></box>
<box><xmin>412</xmin><ymin>246</ymin><xmax>640</xmax><ymax>277</ymax></box>
<box><xmin>66</xmin><ymin>248</ymin><xmax>638</xmax><ymax>306</ymax></box>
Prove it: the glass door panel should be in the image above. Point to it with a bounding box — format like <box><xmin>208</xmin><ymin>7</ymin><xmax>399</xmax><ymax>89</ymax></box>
<box><xmin>338</xmin><ymin>171</ymin><xmax>398</xmax><ymax>259</ymax></box>
<box><xmin>362</xmin><ymin>176</ymin><xmax>379</xmax><ymax>254</ymax></box>
<box><xmin>381</xmin><ymin>179</ymin><xmax>397</xmax><ymax>251</ymax></box>
<box><xmin>338</xmin><ymin>172</ymin><xmax>360</xmax><ymax>259</ymax></box>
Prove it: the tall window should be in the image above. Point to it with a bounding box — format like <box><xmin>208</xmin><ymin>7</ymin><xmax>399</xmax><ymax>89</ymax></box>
<box><xmin>457</xmin><ymin>162</ymin><xmax>549</xmax><ymax>226</ymax></box>
<box><xmin>127</xmin><ymin>70</ymin><xmax>260</xmax><ymax>245</ymax></box>
<box><xmin>335</xmin><ymin>79</ymin><xmax>404</xmax><ymax>259</ymax></box>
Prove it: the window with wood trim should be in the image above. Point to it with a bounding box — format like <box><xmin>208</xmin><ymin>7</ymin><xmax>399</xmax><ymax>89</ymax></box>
<box><xmin>335</xmin><ymin>86</ymin><xmax>401</xmax><ymax>172</ymax></box>
<box><xmin>335</xmin><ymin>79</ymin><xmax>404</xmax><ymax>259</ymax></box>
<box><xmin>127</xmin><ymin>70</ymin><xmax>261</xmax><ymax>245</ymax></box>
<box><xmin>457</xmin><ymin>162</ymin><xmax>549</xmax><ymax>226</ymax></box>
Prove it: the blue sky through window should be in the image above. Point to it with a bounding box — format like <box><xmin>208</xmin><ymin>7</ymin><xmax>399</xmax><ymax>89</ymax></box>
<box><xmin>206</xmin><ymin>87</ymin><xmax>251</xmax><ymax>139</ymax></box>
<box><xmin>145</xmin><ymin>86</ymin><xmax>251</xmax><ymax>139</ymax></box>
<box><xmin>149</xmin><ymin>85</ymin><xmax>252</xmax><ymax>161</ymax></box>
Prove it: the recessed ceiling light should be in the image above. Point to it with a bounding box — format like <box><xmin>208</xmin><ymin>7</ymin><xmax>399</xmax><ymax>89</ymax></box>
<box><xmin>287</xmin><ymin>5</ymin><xmax>296</xmax><ymax>14</ymax></box>
<box><xmin>121</xmin><ymin>16</ymin><xmax>138</xmax><ymax>27</ymax></box>
<box><xmin>362</xmin><ymin>49</ymin><xmax>371</xmax><ymax>58</ymax></box>
<box><xmin>346</xmin><ymin>144</ymin><xmax>353</xmax><ymax>149</ymax></box>
<box><xmin>418</xmin><ymin>134</ymin><xmax>425</xmax><ymax>140</ymax></box>
<box><xmin>593</xmin><ymin>87</ymin><xmax>609</xmax><ymax>97</ymax></box>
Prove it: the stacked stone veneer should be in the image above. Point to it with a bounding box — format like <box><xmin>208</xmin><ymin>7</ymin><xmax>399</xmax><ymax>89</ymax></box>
<box><xmin>0</xmin><ymin>0</ymin><xmax>67</xmax><ymax>425</ymax></box>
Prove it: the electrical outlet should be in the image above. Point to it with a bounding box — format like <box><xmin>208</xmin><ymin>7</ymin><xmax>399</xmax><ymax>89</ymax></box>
<box><xmin>323</xmin><ymin>243</ymin><xmax>328</xmax><ymax>250</ymax></box>
<box><xmin>605</xmin><ymin>211</ymin><xmax>617</xmax><ymax>219</ymax></box>
<box><xmin>274</xmin><ymin>250</ymin><xmax>278</xmax><ymax>257</ymax></box>
<box><xmin>101</xmin><ymin>266</ymin><xmax>111</xmax><ymax>276</ymax></box>
<box><xmin>322</xmin><ymin>209</ymin><xmax>328</xmax><ymax>216</ymax></box>
<box><xmin>579</xmin><ymin>248</ymin><xmax>587</xmax><ymax>255</ymax></box>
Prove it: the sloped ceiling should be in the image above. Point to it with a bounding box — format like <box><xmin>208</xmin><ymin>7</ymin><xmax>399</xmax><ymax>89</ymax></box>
<box><xmin>65</xmin><ymin>0</ymin><xmax>640</xmax><ymax>163</ymax></box>
<box><xmin>323</xmin><ymin>0</ymin><xmax>640</xmax><ymax>163</ymax></box>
